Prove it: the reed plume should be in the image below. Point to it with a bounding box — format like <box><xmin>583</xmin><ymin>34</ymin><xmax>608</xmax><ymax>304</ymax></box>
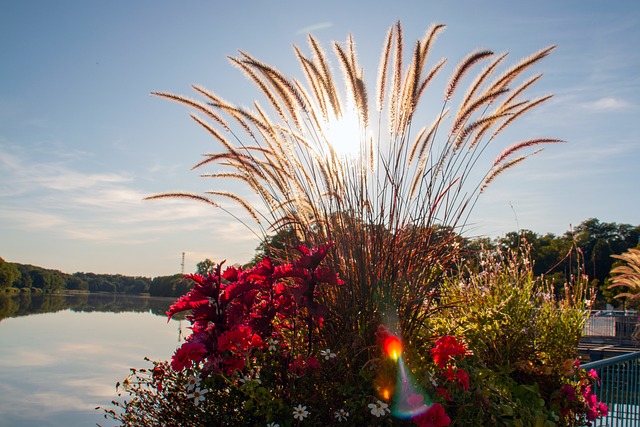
<box><xmin>149</xmin><ymin>22</ymin><xmax>558</xmax><ymax>356</ymax></box>
<box><xmin>609</xmin><ymin>248</ymin><xmax>640</xmax><ymax>301</ymax></box>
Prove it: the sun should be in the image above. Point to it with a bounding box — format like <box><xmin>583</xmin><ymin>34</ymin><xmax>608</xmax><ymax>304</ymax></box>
<box><xmin>322</xmin><ymin>106</ymin><xmax>362</xmax><ymax>158</ymax></box>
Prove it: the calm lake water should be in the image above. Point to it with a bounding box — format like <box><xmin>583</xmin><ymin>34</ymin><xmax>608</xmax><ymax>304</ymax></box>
<box><xmin>0</xmin><ymin>293</ymin><xmax>182</xmax><ymax>427</ymax></box>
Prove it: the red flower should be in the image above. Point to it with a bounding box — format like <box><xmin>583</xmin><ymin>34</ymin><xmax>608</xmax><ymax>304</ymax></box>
<box><xmin>430</xmin><ymin>336</ymin><xmax>467</xmax><ymax>369</ymax></box>
<box><xmin>171</xmin><ymin>341</ymin><xmax>207</xmax><ymax>371</ymax></box>
<box><xmin>294</xmin><ymin>242</ymin><xmax>333</xmax><ymax>269</ymax></box>
<box><xmin>436</xmin><ymin>388</ymin><xmax>452</xmax><ymax>402</ymax></box>
<box><xmin>217</xmin><ymin>325</ymin><xmax>263</xmax><ymax>354</ymax></box>
<box><xmin>456</xmin><ymin>368</ymin><xmax>469</xmax><ymax>392</ymax></box>
<box><xmin>289</xmin><ymin>355</ymin><xmax>306</xmax><ymax>377</ymax></box>
<box><xmin>151</xmin><ymin>364</ymin><xmax>166</xmax><ymax>392</ymax></box>
<box><xmin>306</xmin><ymin>355</ymin><xmax>320</xmax><ymax>369</ymax></box>
<box><xmin>443</xmin><ymin>366</ymin><xmax>456</xmax><ymax>381</ymax></box>
<box><xmin>223</xmin><ymin>355</ymin><xmax>246</xmax><ymax>375</ymax></box>
<box><xmin>166</xmin><ymin>288</ymin><xmax>209</xmax><ymax>320</ymax></box>
<box><xmin>288</xmin><ymin>355</ymin><xmax>320</xmax><ymax>377</ymax></box>
<box><xmin>412</xmin><ymin>403</ymin><xmax>451</xmax><ymax>427</ymax></box>
<box><xmin>221</xmin><ymin>264</ymin><xmax>241</xmax><ymax>282</ymax></box>
<box><xmin>314</xmin><ymin>266</ymin><xmax>344</xmax><ymax>286</ymax></box>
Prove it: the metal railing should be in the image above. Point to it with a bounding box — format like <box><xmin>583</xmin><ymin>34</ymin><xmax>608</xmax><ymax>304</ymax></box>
<box><xmin>582</xmin><ymin>351</ymin><xmax>640</xmax><ymax>426</ymax></box>
<box><xmin>582</xmin><ymin>311</ymin><xmax>639</xmax><ymax>347</ymax></box>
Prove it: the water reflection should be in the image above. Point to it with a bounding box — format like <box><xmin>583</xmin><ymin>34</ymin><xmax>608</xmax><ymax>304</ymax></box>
<box><xmin>0</xmin><ymin>292</ymin><xmax>177</xmax><ymax>321</ymax></box>
<box><xmin>0</xmin><ymin>293</ymin><xmax>182</xmax><ymax>427</ymax></box>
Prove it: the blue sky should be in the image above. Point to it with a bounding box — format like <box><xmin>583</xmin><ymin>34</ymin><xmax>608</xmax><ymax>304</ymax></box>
<box><xmin>1</xmin><ymin>1</ymin><xmax>639</xmax><ymax>277</ymax></box>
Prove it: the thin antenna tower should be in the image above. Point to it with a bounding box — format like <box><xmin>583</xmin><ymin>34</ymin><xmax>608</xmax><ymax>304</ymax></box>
<box><xmin>181</xmin><ymin>252</ymin><xmax>185</xmax><ymax>274</ymax></box>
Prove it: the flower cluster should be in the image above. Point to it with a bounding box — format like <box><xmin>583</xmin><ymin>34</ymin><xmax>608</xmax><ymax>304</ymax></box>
<box><xmin>429</xmin><ymin>335</ymin><xmax>470</xmax><ymax>400</ymax></box>
<box><xmin>412</xmin><ymin>402</ymin><xmax>451</xmax><ymax>427</ymax></box>
<box><xmin>557</xmin><ymin>361</ymin><xmax>608</xmax><ymax>424</ymax></box>
<box><xmin>167</xmin><ymin>243</ymin><xmax>342</xmax><ymax>377</ymax></box>
<box><xmin>105</xmin><ymin>244</ymin><xmax>609</xmax><ymax>426</ymax></box>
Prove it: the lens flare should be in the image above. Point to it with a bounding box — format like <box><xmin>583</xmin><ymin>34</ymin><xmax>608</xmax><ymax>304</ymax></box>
<box><xmin>383</xmin><ymin>336</ymin><xmax>403</xmax><ymax>361</ymax></box>
<box><xmin>376</xmin><ymin>322</ymin><xmax>432</xmax><ymax>420</ymax></box>
<box><xmin>392</xmin><ymin>355</ymin><xmax>432</xmax><ymax>419</ymax></box>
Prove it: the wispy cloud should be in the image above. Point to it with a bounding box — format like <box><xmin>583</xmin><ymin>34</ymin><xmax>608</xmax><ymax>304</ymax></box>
<box><xmin>297</xmin><ymin>22</ymin><xmax>332</xmax><ymax>35</ymax></box>
<box><xmin>0</xmin><ymin>142</ymin><xmax>132</xmax><ymax>195</ymax></box>
<box><xmin>0</xmin><ymin>209</ymin><xmax>65</xmax><ymax>230</ymax></box>
<box><xmin>40</xmin><ymin>169</ymin><xmax>131</xmax><ymax>191</ymax></box>
<box><xmin>581</xmin><ymin>97</ymin><xmax>633</xmax><ymax>111</ymax></box>
<box><xmin>0</xmin><ymin>143</ymin><xmax>232</xmax><ymax>246</ymax></box>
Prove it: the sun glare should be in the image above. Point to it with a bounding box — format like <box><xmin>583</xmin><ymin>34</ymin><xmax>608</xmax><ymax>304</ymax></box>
<box><xmin>322</xmin><ymin>106</ymin><xmax>362</xmax><ymax>158</ymax></box>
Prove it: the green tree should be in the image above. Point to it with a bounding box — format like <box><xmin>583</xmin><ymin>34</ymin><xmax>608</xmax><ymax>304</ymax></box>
<box><xmin>66</xmin><ymin>275</ymin><xmax>89</xmax><ymax>291</ymax></box>
<box><xmin>13</xmin><ymin>265</ymin><xmax>33</xmax><ymax>289</ymax></box>
<box><xmin>574</xmin><ymin>218</ymin><xmax>640</xmax><ymax>305</ymax></box>
<box><xmin>196</xmin><ymin>259</ymin><xmax>216</xmax><ymax>275</ymax></box>
<box><xmin>250</xmin><ymin>227</ymin><xmax>300</xmax><ymax>265</ymax></box>
<box><xmin>0</xmin><ymin>257</ymin><xmax>20</xmax><ymax>289</ymax></box>
<box><xmin>497</xmin><ymin>230</ymin><xmax>573</xmax><ymax>286</ymax></box>
<box><xmin>149</xmin><ymin>274</ymin><xmax>185</xmax><ymax>297</ymax></box>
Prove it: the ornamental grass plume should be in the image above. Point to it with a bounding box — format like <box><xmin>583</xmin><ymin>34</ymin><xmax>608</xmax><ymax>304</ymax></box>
<box><xmin>608</xmin><ymin>247</ymin><xmax>640</xmax><ymax>302</ymax></box>
<box><xmin>148</xmin><ymin>21</ymin><xmax>559</xmax><ymax>371</ymax></box>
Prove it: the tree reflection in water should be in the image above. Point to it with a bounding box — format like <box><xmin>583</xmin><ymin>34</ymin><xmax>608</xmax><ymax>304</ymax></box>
<box><xmin>0</xmin><ymin>293</ymin><xmax>182</xmax><ymax>322</ymax></box>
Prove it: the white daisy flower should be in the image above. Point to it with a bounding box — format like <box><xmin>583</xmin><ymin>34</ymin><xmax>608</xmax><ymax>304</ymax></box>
<box><xmin>428</xmin><ymin>371</ymin><xmax>438</xmax><ymax>387</ymax></box>
<box><xmin>320</xmin><ymin>348</ymin><xmax>336</xmax><ymax>360</ymax></box>
<box><xmin>187</xmin><ymin>387</ymin><xmax>208</xmax><ymax>406</ymax></box>
<box><xmin>266</xmin><ymin>423</ymin><xmax>279</xmax><ymax>427</ymax></box>
<box><xmin>334</xmin><ymin>408</ymin><xmax>349</xmax><ymax>421</ymax></box>
<box><xmin>239</xmin><ymin>373</ymin><xmax>262</xmax><ymax>385</ymax></box>
<box><xmin>185</xmin><ymin>374</ymin><xmax>201</xmax><ymax>391</ymax></box>
<box><xmin>292</xmin><ymin>404</ymin><xmax>309</xmax><ymax>421</ymax></box>
<box><xmin>368</xmin><ymin>400</ymin><xmax>390</xmax><ymax>417</ymax></box>
<box><xmin>267</xmin><ymin>338</ymin><xmax>279</xmax><ymax>351</ymax></box>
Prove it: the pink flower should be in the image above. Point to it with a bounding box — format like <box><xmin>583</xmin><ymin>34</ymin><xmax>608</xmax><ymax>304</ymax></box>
<box><xmin>598</xmin><ymin>402</ymin><xmax>608</xmax><ymax>417</ymax></box>
<box><xmin>171</xmin><ymin>341</ymin><xmax>207</xmax><ymax>371</ymax></box>
<box><xmin>412</xmin><ymin>403</ymin><xmax>451</xmax><ymax>427</ymax></box>
<box><xmin>561</xmin><ymin>384</ymin><xmax>576</xmax><ymax>402</ymax></box>
<box><xmin>581</xmin><ymin>385</ymin><xmax>607</xmax><ymax>421</ymax></box>
<box><xmin>306</xmin><ymin>355</ymin><xmax>320</xmax><ymax>370</ymax></box>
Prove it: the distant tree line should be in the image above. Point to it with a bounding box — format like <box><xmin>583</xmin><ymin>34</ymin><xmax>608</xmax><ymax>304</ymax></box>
<box><xmin>0</xmin><ymin>260</ymin><xmax>188</xmax><ymax>298</ymax></box>
<box><xmin>2</xmin><ymin>218</ymin><xmax>639</xmax><ymax>305</ymax></box>
<box><xmin>490</xmin><ymin>218</ymin><xmax>640</xmax><ymax>308</ymax></box>
<box><xmin>249</xmin><ymin>218</ymin><xmax>640</xmax><ymax>309</ymax></box>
